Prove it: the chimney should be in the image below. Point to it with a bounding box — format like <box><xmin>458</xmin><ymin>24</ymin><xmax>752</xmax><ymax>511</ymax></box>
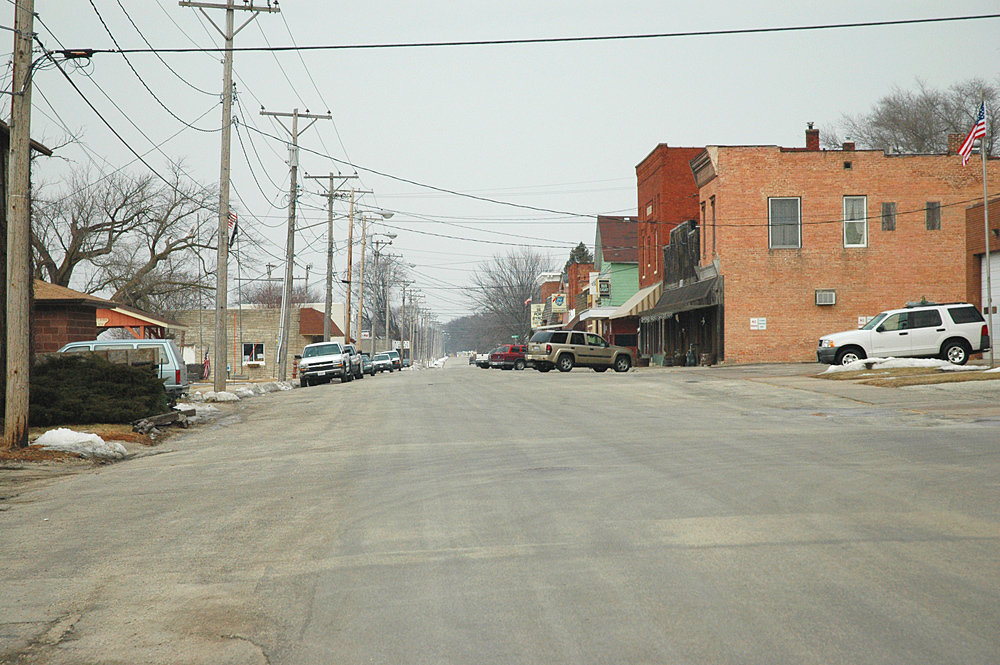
<box><xmin>805</xmin><ymin>122</ymin><xmax>820</xmax><ymax>151</ymax></box>
<box><xmin>947</xmin><ymin>133</ymin><xmax>964</xmax><ymax>155</ymax></box>
<box><xmin>842</xmin><ymin>141</ymin><xmax>855</xmax><ymax>151</ymax></box>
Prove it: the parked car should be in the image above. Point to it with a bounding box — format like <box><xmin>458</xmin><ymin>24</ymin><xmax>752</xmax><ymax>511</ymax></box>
<box><xmin>342</xmin><ymin>343</ymin><xmax>365</xmax><ymax>379</ymax></box>
<box><xmin>476</xmin><ymin>349</ymin><xmax>497</xmax><ymax>368</ymax></box>
<box><xmin>360</xmin><ymin>352</ymin><xmax>376</xmax><ymax>376</ymax></box>
<box><xmin>57</xmin><ymin>338</ymin><xmax>189</xmax><ymax>397</ymax></box>
<box><xmin>489</xmin><ymin>344</ymin><xmax>527</xmax><ymax>370</ymax></box>
<box><xmin>386</xmin><ymin>349</ymin><xmax>402</xmax><ymax>370</ymax></box>
<box><xmin>372</xmin><ymin>352</ymin><xmax>393</xmax><ymax>373</ymax></box>
<box><xmin>526</xmin><ymin>330</ymin><xmax>634</xmax><ymax>373</ymax></box>
<box><xmin>817</xmin><ymin>302</ymin><xmax>990</xmax><ymax>366</ymax></box>
<box><xmin>468</xmin><ymin>352</ymin><xmax>477</xmax><ymax>365</ymax></box>
<box><xmin>298</xmin><ymin>342</ymin><xmax>353</xmax><ymax>385</ymax></box>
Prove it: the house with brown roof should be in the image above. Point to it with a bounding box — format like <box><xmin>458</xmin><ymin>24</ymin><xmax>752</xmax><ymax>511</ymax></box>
<box><xmin>32</xmin><ymin>281</ymin><xmax>114</xmax><ymax>352</ymax></box>
<box><xmin>581</xmin><ymin>216</ymin><xmax>641</xmax><ymax>350</ymax></box>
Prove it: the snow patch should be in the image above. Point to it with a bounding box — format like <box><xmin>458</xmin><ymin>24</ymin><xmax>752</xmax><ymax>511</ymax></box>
<box><xmin>822</xmin><ymin>357</ymin><xmax>985</xmax><ymax>374</ymax></box>
<box><xmin>32</xmin><ymin>428</ymin><xmax>127</xmax><ymax>459</ymax></box>
<box><xmin>204</xmin><ymin>391</ymin><xmax>239</xmax><ymax>403</ymax></box>
<box><xmin>234</xmin><ymin>387</ymin><xmax>256</xmax><ymax>399</ymax></box>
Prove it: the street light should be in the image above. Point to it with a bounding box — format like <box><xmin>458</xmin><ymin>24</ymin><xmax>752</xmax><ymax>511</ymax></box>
<box><xmin>345</xmin><ymin>208</ymin><xmax>393</xmax><ymax>344</ymax></box>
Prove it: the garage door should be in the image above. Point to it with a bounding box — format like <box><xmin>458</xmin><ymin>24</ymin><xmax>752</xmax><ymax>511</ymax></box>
<box><xmin>982</xmin><ymin>252</ymin><xmax>1000</xmax><ymax>318</ymax></box>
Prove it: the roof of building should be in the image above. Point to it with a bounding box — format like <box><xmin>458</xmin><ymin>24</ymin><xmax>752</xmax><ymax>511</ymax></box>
<box><xmin>596</xmin><ymin>216</ymin><xmax>639</xmax><ymax>264</ymax></box>
<box><xmin>32</xmin><ymin>280</ymin><xmax>113</xmax><ymax>308</ymax></box>
<box><xmin>299</xmin><ymin>306</ymin><xmax>345</xmax><ymax>337</ymax></box>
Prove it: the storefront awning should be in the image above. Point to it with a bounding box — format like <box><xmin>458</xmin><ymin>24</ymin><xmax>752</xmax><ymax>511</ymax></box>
<box><xmin>610</xmin><ymin>282</ymin><xmax>662</xmax><ymax>319</ymax></box>
<box><xmin>639</xmin><ymin>276</ymin><xmax>722</xmax><ymax>323</ymax></box>
<box><xmin>579</xmin><ymin>306</ymin><xmax>619</xmax><ymax>321</ymax></box>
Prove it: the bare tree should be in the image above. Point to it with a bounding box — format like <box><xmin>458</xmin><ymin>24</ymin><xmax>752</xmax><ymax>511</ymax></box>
<box><xmin>31</xmin><ymin>164</ymin><xmax>218</xmax><ymax>314</ymax></box>
<box><xmin>240</xmin><ymin>279</ymin><xmax>317</xmax><ymax>307</ymax></box>
<box><xmin>31</xmin><ymin>168</ymin><xmax>155</xmax><ymax>287</ymax></box>
<box><xmin>471</xmin><ymin>248</ymin><xmax>552</xmax><ymax>344</ymax></box>
<box><xmin>826</xmin><ymin>77</ymin><xmax>998</xmax><ymax>155</ymax></box>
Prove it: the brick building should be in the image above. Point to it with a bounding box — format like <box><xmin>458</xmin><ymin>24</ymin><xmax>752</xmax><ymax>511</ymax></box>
<box><xmin>672</xmin><ymin>126</ymin><xmax>1000</xmax><ymax>363</ymax></box>
<box><xmin>32</xmin><ymin>281</ymin><xmax>112</xmax><ymax>352</ymax></box>
<box><xmin>636</xmin><ymin>144</ymin><xmax>703</xmax><ymax>288</ymax></box>
<box><xmin>171</xmin><ymin>304</ymin><xmax>345</xmax><ymax>381</ymax></box>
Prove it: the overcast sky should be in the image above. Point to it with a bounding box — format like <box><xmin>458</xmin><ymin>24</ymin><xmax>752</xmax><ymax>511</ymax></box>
<box><xmin>15</xmin><ymin>1</ymin><xmax>1000</xmax><ymax>320</ymax></box>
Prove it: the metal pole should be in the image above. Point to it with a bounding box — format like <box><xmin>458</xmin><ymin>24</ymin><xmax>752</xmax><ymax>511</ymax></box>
<box><xmin>982</xmin><ymin>132</ymin><xmax>995</xmax><ymax>367</ymax></box>
<box><xmin>4</xmin><ymin>0</ymin><xmax>34</xmax><ymax>449</ymax></box>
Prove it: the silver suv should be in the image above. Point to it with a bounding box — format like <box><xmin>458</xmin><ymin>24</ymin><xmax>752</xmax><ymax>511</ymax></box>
<box><xmin>526</xmin><ymin>330</ymin><xmax>634</xmax><ymax>373</ymax></box>
<box><xmin>818</xmin><ymin>302</ymin><xmax>990</xmax><ymax>365</ymax></box>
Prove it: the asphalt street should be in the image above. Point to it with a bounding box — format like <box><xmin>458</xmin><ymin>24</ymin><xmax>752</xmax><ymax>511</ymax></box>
<box><xmin>1</xmin><ymin>361</ymin><xmax>998</xmax><ymax>664</ymax></box>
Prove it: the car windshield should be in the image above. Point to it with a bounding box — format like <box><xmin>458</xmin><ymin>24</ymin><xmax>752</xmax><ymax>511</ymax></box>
<box><xmin>302</xmin><ymin>343</ymin><xmax>342</xmax><ymax>358</ymax></box>
<box><xmin>530</xmin><ymin>331</ymin><xmax>553</xmax><ymax>343</ymax></box>
<box><xmin>374</xmin><ymin>354</ymin><xmax>389</xmax><ymax>361</ymax></box>
<box><xmin>860</xmin><ymin>313</ymin><xmax>888</xmax><ymax>331</ymax></box>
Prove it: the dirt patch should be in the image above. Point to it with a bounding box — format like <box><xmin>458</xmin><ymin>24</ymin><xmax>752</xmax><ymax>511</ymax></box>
<box><xmin>817</xmin><ymin>367</ymin><xmax>1000</xmax><ymax>387</ymax></box>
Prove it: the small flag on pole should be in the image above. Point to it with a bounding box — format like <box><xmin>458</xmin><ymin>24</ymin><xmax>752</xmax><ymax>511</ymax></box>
<box><xmin>228</xmin><ymin>211</ymin><xmax>238</xmax><ymax>247</ymax></box>
<box><xmin>524</xmin><ymin>297</ymin><xmax>532</xmax><ymax>305</ymax></box>
<box><xmin>959</xmin><ymin>102</ymin><xmax>987</xmax><ymax>166</ymax></box>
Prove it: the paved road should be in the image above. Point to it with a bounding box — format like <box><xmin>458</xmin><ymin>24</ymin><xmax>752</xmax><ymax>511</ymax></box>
<box><xmin>2</xmin><ymin>361</ymin><xmax>998</xmax><ymax>664</ymax></box>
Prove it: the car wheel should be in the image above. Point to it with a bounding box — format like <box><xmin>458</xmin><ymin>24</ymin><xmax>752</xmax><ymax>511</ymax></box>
<box><xmin>342</xmin><ymin>372</ymin><xmax>352</xmax><ymax>383</ymax></box>
<box><xmin>941</xmin><ymin>339</ymin><xmax>970</xmax><ymax>365</ymax></box>
<box><xmin>834</xmin><ymin>346</ymin><xmax>866</xmax><ymax>365</ymax></box>
<box><xmin>556</xmin><ymin>354</ymin><xmax>574</xmax><ymax>372</ymax></box>
<box><xmin>613</xmin><ymin>355</ymin><xmax>631</xmax><ymax>373</ymax></box>
<box><xmin>300</xmin><ymin>377</ymin><xmax>310</xmax><ymax>387</ymax></box>
<box><xmin>537</xmin><ymin>365</ymin><xmax>551</xmax><ymax>373</ymax></box>
<box><xmin>513</xmin><ymin>359</ymin><xmax>526</xmax><ymax>371</ymax></box>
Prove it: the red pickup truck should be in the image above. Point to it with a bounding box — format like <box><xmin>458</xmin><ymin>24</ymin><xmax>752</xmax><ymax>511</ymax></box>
<box><xmin>489</xmin><ymin>344</ymin><xmax>527</xmax><ymax>370</ymax></box>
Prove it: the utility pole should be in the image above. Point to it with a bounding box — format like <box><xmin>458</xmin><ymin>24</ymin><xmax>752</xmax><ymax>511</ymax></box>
<box><xmin>343</xmin><ymin>188</ymin><xmax>372</xmax><ymax>343</ymax></box>
<box><xmin>4</xmin><ymin>0</ymin><xmax>34</xmax><ymax>450</ymax></box>
<box><xmin>180</xmin><ymin>0</ymin><xmax>278</xmax><ymax>393</ymax></box>
<box><xmin>399</xmin><ymin>280</ymin><xmax>414</xmax><ymax>363</ymax></box>
<box><xmin>305</xmin><ymin>173</ymin><xmax>357</xmax><ymax>341</ymax></box>
<box><xmin>260</xmin><ymin>108</ymin><xmax>331</xmax><ymax>380</ymax></box>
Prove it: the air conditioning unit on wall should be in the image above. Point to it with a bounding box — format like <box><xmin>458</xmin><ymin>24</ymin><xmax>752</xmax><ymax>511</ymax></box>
<box><xmin>815</xmin><ymin>289</ymin><xmax>836</xmax><ymax>306</ymax></box>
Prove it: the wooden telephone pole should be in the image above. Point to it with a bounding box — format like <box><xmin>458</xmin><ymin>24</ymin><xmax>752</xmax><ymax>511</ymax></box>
<box><xmin>3</xmin><ymin>0</ymin><xmax>34</xmax><ymax>449</ymax></box>
<box><xmin>260</xmin><ymin>108</ymin><xmax>331</xmax><ymax>380</ymax></box>
<box><xmin>179</xmin><ymin>0</ymin><xmax>279</xmax><ymax>392</ymax></box>
<box><xmin>305</xmin><ymin>173</ymin><xmax>357</xmax><ymax>341</ymax></box>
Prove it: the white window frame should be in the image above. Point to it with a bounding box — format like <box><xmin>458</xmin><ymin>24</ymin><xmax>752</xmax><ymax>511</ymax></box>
<box><xmin>843</xmin><ymin>195</ymin><xmax>868</xmax><ymax>248</ymax></box>
<box><xmin>243</xmin><ymin>342</ymin><xmax>265</xmax><ymax>366</ymax></box>
<box><xmin>768</xmin><ymin>197</ymin><xmax>801</xmax><ymax>249</ymax></box>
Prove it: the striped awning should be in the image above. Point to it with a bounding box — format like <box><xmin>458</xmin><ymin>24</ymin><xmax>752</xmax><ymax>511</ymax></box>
<box><xmin>610</xmin><ymin>282</ymin><xmax>662</xmax><ymax>319</ymax></box>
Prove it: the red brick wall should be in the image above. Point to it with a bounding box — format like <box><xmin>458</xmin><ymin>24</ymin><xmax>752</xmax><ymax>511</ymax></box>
<box><xmin>636</xmin><ymin>145</ymin><xmax>703</xmax><ymax>288</ymax></box>
<box><xmin>33</xmin><ymin>305</ymin><xmax>97</xmax><ymax>352</ymax></box>
<box><xmin>704</xmin><ymin>146</ymin><xmax>1000</xmax><ymax>363</ymax></box>
<box><xmin>966</xmin><ymin>196</ymin><xmax>1000</xmax><ymax>312</ymax></box>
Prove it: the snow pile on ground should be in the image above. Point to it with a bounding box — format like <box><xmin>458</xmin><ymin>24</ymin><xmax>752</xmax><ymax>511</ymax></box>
<box><xmin>32</xmin><ymin>428</ymin><xmax>127</xmax><ymax>459</ymax></box>
<box><xmin>203</xmin><ymin>390</ymin><xmax>240</xmax><ymax>402</ymax></box>
<box><xmin>234</xmin><ymin>387</ymin><xmax>256</xmax><ymax>399</ymax></box>
<box><xmin>429</xmin><ymin>357</ymin><xmax>448</xmax><ymax>368</ymax></box>
<box><xmin>276</xmin><ymin>381</ymin><xmax>293</xmax><ymax>391</ymax></box>
<box><xmin>174</xmin><ymin>402</ymin><xmax>220</xmax><ymax>416</ymax></box>
<box><xmin>822</xmin><ymin>357</ymin><xmax>985</xmax><ymax>374</ymax></box>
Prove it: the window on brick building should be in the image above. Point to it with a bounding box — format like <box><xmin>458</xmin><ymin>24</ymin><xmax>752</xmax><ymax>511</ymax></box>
<box><xmin>701</xmin><ymin>201</ymin><xmax>707</xmax><ymax>259</ymax></box>
<box><xmin>243</xmin><ymin>342</ymin><xmax>265</xmax><ymax>365</ymax></box>
<box><xmin>710</xmin><ymin>195</ymin><xmax>717</xmax><ymax>255</ymax></box>
<box><xmin>925</xmin><ymin>201</ymin><xmax>941</xmax><ymax>230</ymax></box>
<box><xmin>844</xmin><ymin>196</ymin><xmax>867</xmax><ymax>247</ymax></box>
<box><xmin>768</xmin><ymin>197</ymin><xmax>800</xmax><ymax>249</ymax></box>
<box><xmin>881</xmin><ymin>202</ymin><xmax>897</xmax><ymax>231</ymax></box>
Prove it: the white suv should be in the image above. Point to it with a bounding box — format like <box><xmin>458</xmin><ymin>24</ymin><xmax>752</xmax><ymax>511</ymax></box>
<box><xmin>817</xmin><ymin>302</ymin><xmax>990</xmax><ymax>366</ymax></box>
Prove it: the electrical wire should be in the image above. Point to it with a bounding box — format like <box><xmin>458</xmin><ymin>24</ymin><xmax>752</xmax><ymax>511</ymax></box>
<box><xmin>94</xmin><ymin>14</ymin><xmax>1000</xmax><ymax>55</ymax></box>
<box><xmin>87</xmin><ymin>0</ymin><xmax>218</xmax><ymax>133</ymax></box>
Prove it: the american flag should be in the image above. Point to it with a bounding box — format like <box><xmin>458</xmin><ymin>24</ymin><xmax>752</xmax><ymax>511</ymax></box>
<box><xmin>228</xmin><ymin>211</ymin><xmax>238</xmax><ymax>247</ymax></box>
<box><xmin>959</xmin><ymin>102</ymin><xmax>987</xmax><ymax>166</ymax></box>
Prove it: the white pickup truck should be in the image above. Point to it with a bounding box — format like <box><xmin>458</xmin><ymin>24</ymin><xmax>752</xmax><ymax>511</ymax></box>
<box><xmin>298</xmin><ymin>342</ymin><xmax>353</xmax><ymax>386</ymax></box>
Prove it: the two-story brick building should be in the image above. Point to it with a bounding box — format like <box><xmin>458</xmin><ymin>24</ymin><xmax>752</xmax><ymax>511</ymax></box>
<box><xmin>642</xmin><ymin>126</ymin><xmax>1000</xmax><ymax>364</ymax></box>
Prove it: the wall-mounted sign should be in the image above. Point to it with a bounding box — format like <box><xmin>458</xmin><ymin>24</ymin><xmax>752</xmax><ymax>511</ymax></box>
<box><xmin>551</xmin><ymin>293</ymin><xmax>568</xmax><ymax>313</ymax></box>
<box><xmin>530</xmin><ymin>304</ymin><xmax>544</xmax><ymax>327</ymax></box>
<box><xmin>750</xmin><ymin>318</ymin><xmax>767</xmax><ymax>331</ymax></box>
<box><xmin>598</xmin><ymin>278</ymin><xmax>611</xmax><ymax>298</ymax></box>
<box><xmin>361</xmin><ymin>330</ymin><xmax>371</xmax><ymax>340</ymax></box>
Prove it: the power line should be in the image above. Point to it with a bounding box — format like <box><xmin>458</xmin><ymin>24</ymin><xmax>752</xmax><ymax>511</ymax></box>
<box><xmin>88</xmin><ymin>14</ymin><xmax>1000</xmax><ymax>55</ymax></box>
